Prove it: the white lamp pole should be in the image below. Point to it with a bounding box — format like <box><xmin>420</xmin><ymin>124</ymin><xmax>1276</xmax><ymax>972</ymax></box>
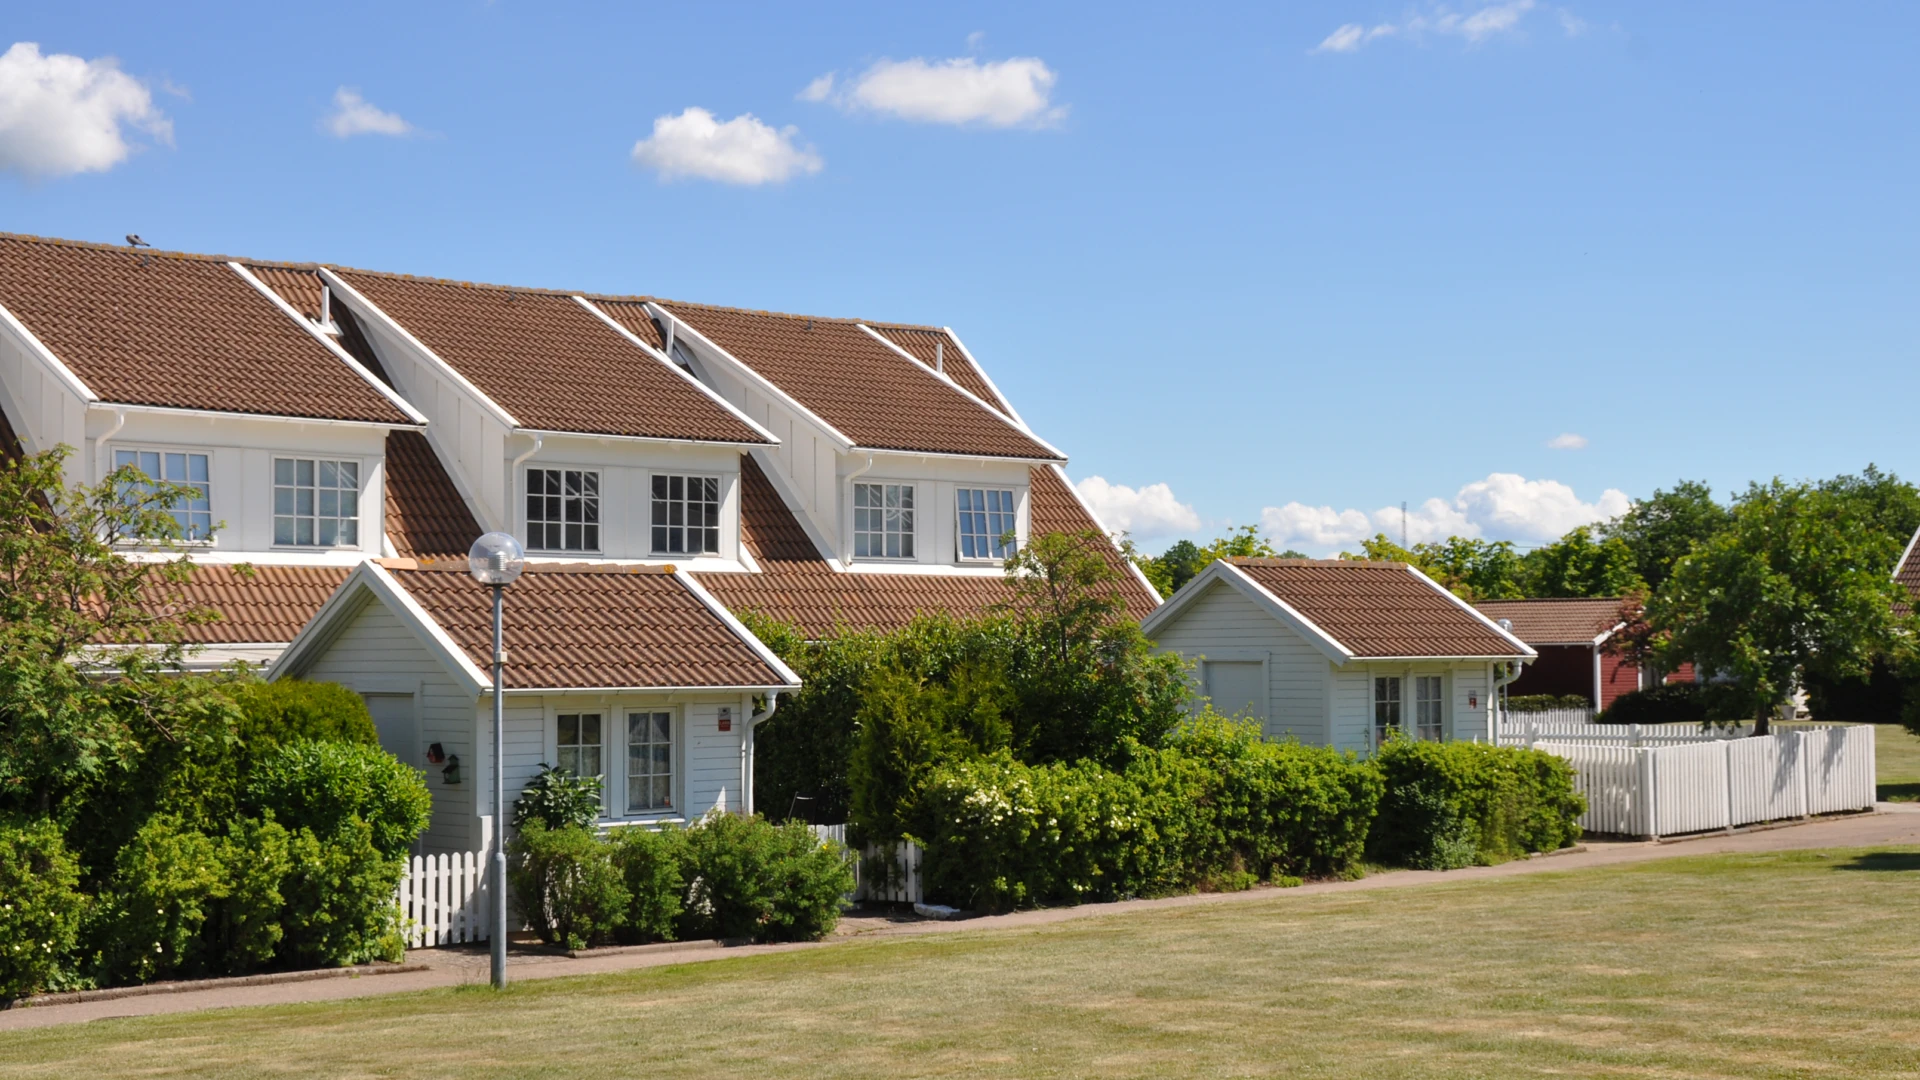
<box><xmin>468</xmin><ymin>531</ymin><xmax>525</xmax><ymax>990</ymax></box>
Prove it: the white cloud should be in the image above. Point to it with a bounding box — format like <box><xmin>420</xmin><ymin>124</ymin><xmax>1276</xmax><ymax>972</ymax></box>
<box><xmin>1261</xmin><ymin>472</ymin><xmax>1630</xmax><ymax>553</ymax></box>
<box><xmin>1557</xmin><ymin>8</ymin><xmax>1590</xmax><ymax>35</ymax></box>
<box><xmin>1074</xmin><ymin>476</ymin><xmax>1201</xmax><ymax>540</ymax></box>
<box><xmin>1313</xmin><ymin>1</ymin><xmax>1553</xmax><ymax>53</ymax></box>
<box><xmin>631</xmin><ymin>107</ymin><xmax>823</xmax><ymax>185</ymax></box>
<box><xmin>807</xmin><ymin>56</ymin><xmax>1065</xmax><ymax>128</ymax></box>
<box><xmin>0</xmin><ymin>42</ymin><xmax>169</xmax><ymax>178</ymax></box>
<box><xmin>323</xmin><ymin>88</ymin><xmax>413</xmax><ymax>138</ymax></box>
<box><xmin>1547</xmin><ymin>432</ymin><xmax>1588</xmax><ymax>450</ymax></box>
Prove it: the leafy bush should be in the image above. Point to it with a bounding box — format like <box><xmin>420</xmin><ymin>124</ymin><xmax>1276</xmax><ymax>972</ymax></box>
<box><xmin>1505</xmin><ymin>694</ymin><xmax>1593</xmax><ymax>712</ymax></box>
<box><xmin>513</xmin><ymin>765</ymin><xmax>605</xmax><ymax>831</ymax></box>
<box><xmin>609</xmin><ymin>826</ymin><xmax>684</xmax><ymax>944</ymax></box>
<box><xmin>87</xmin><ymin>814</ymin><xmax>226</xmax><ymax>984</ymax></box>
<box><xmin>848</xmin><ymin>657</ymin><xmax>1013</xmax><ymax>844</ymax></box>
<box><xmin>227</xmin><ymin>679</ymin><xmax>378</xmax><ymax>754</ymax></box>
<box><xmin>1595</xmin><ymin>683</ymin><xmax>1707</xmax><ymax>726</ymax></box>
<box><xmin>1368</xmin><ymin>738</ymin><xmax>1584</xmax><ymax>869</ymax></box>
<box><xmin>0</xmin><ymin>819</ymin><xmax>84</xmax><ymax>1001</ymax></box>
<box><xmin>245</xmin><ymin>741</ymin><xmax>430</xmax><ymax>860</ymax></box>
<box><xmin>677</xmin><ymin>813</ymin><xmax>853</xmax><ymax>943</ymax></box>
<box><xmin>276</xmin><ymin>818</ymin><xmax>406</xmax><ymax>967</ymax></box>
<box><xmin>509</xmin><ymin>821</ymin><xmax>629</xmax><ymax>951</ymax></box>
<box><xmin>205</xmin><ymin>815</ymin><xmax>291</xmax><ymax>973</ymax></box>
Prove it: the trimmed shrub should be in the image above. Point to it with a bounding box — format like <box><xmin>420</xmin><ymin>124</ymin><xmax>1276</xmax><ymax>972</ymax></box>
<box><xmin>245</xmin><ymin>741</ymin><xmax>431</xmax><ymax>860</ymax></box>
<box><xmin>0</xmin><ymin>819</ymin><xmax>84</xmax><ymax>1001</ymax></box>
<box><xmin>1596</xmin><ymin>684</ymin><xmax>1707</xmax><ymax>726</ymax></box>
<box><xmin>87</xmin><ymin>814</ymin><xmax>226</xmax><ymax>984</ymax></box>
<box><xmin>227</xmin><ymin>679</ymin><xmax>378</xmax><ymax>754</ymax></box>
<box><xmin>509</xmin><ymin>821</ymin><xmax>629</xmax><ymax>951</ymax></box>
<box><xmin>848</xmin><ymin>658</ymin><xmax>1013</xmax><ymax>844</ymax></box>
<box><xmin>1505</xmin><ymin>694</ymin><xmax>1593</xmax><ymax>711</ymax></box>
<box><xmin>276</xmin><ymin>818</ymin><xmax>406</xmax><ymax>967</ymax></box>
<box><xmin>513</xmin><ymin>765</ymin><xmax>605</xmax><ymax>831</ymax></box>
<box><xmin>205</xmin><ymin>815</ymin><xmax>293</xmax><ymax>973</ymax></box>
<box><xmin>1368</xmin><ymin>738</ymin><xmax>1584</xmax><ymax>870</ymax></box>
<box><xmin>609</xmin><ymin>827</ymin><xmax>685</xmax><ymax>944</ymax></box>
<box><xmin>677</xmin><ymin>813</ymin><xmax>853</xmax><ymax>943</ymax></box>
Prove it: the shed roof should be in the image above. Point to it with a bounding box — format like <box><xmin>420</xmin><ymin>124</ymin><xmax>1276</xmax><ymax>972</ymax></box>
<box><xmin>1473</xmin><ymin>597</ymin><xmax>1626</xmax><ymax>646</ymax></box>
<box><xmin>152</xmin><ymin>565</ymin><xmax>355</xmax><ymax>645</ymax></box>
<box><xmin>0</xmin><ymin>234</ymin><xmax>413</xmax><ymax>425</ymax></box>
<box><xmin>328</xmin><ymin>270</ymin><xmax>771</xmax><ymax>445</ymax></box>
<box><xmin>1214</xmin><ymin>559</ymin><xmax>1531</xmax><ymax>660</ymax></box>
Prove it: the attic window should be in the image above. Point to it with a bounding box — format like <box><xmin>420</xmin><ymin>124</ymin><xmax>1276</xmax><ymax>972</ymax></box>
<box><xmin>670</xmin><ymin>340</ymin><xmax>697</xmax><ymax>374</ymax></box>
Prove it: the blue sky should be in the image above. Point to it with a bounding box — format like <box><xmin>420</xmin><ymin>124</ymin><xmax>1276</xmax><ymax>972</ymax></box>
<box><xmin>3</xmin><ymin>2</ymin><xmax>1915</xmax><ymax>554</ymax></box>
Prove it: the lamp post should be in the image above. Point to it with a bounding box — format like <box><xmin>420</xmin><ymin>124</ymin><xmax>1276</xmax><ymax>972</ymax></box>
<box><xmin>468</xmin><ymin>531</ymin><xmax>524</xmax><ymax>990</ymax></box>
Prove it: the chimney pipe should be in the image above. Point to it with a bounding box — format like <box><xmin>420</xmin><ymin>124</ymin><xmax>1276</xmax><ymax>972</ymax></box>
<box><xmin>320</xmin><ymin>284</ymin><xmax>332</xmax><ymax>327</ymax></box>
<box><xmin>935</xmin><ymin>340</ymin><xmax>944</xmax><ymax>373</ymax></box>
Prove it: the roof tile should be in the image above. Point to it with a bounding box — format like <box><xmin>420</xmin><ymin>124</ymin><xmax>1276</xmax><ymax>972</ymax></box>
<box><xmin>383</xmin><ymin>430</ymin><xmax>482</xmax><ymax>560</ymax></box>
<box><xmin>1474</xmin><ymin>597</ymin><xmax>1626</xmax><ymax>645</ymax></box>
<box><xmin>1227</xmin><ymin>559</ymin><xmax>1527</xmax><ymax>659</ymax></box>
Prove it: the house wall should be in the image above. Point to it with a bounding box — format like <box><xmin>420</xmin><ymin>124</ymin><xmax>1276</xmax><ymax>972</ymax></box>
<box><xmin>1506</xmin><ymin>644</ymin><xmax>1594</xmax><ymax>701</ymax></box>
<box><xmin>295</xmin><ymin>594</ymin><xmax>479</xmax><ymax>854</ymax></box>
<box><xmin>0</xmin><ymin>315</ymin><xmax>89</xmax><ymax>482</ymax></box>
<box><xmin>510</xmin><ymin>434</ymin><xmax>745</xmax><ymax>567</ymax></box>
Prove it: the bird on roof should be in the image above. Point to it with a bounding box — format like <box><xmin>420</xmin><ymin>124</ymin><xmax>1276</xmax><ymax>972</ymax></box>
<box><xmin>126</xmin><ymin>234</ymin><xmax>150</xmax><ymax>248</ymax></box>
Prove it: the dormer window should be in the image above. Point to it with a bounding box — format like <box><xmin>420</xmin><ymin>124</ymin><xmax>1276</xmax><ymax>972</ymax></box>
<box><xmin>115</xmin><ymin>448</ymin><xmax>213</xmax><ymax>541</ymax></box>
<box><xmin>854</xmin><ymin>482</ymin><xmax>914</xmax><ymax>559</ymax></box>
<box><xmin>651</xmin><ymin>474</ymin><xmax>720</xmax><ymax>555</ymax></box>
<box><xmin>274</xmin><ymin>457</ymin><xmax>359</xmax><ymax>547</ymax></box>
<box><xmin>528</xmin><ymin>468</ymin><xmax>600</xmax><ymax>552</ymax></box>
<box><xmin>957</xmin><ymin>487</ymin><xmax>1017</xmax><ymax>560</ymax></box>
<box><xmin>670</xmin><ymin>340</ymin><xmax>697</xmax><ymax>374</ymax></box>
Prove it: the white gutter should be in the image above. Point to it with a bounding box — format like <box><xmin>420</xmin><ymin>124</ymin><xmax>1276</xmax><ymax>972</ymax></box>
<box><xmin>91</xmin><ymin>407</ymin><xmax>126</xmax><ymax>484</ymax></box>
<box><xmin>84</xmin><ymin>401</ymin><xmax>420</xmax><ymax>432</ymax></box>
<box><xmin>227</xmin><ymin>262</ymin><xmax>428</xmax><ymax>426</ymax></box>
<box><xmin>511</xmin><ymin>427</ymin><xmax>774</xmax><ymax>451</ymax></box>
<box><xmin>505</xmin><ymin>433</ymin><xmax>542</xmax><ymax>533</ymax></box>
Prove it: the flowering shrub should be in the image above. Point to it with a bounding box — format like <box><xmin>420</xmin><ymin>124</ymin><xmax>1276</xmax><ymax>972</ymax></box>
<box><xmin>0</xmin><ymin>819</ymin><xmax>83</xmax><ymax>1001</ymax></box>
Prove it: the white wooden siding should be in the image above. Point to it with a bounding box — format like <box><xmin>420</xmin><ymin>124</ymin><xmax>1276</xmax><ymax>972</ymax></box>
<box><xmin>1150</xmin><ymin>580</ymin><xmax>1333</xmax><ymax>744</ymax></box>
<box><xmin>299</xmin><ymin>596</ymin><xmax>479</xmax><ymax>854</ymax></box>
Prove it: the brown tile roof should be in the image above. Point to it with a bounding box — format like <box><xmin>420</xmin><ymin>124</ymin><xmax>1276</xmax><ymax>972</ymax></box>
<box><xmin>865</xmin><ymin>323</ymin><xmax>1012</xmax><ymax>416</ymax></box>
<box><xmin>1894</xmin><ymin>529</ymin><xmax>1920</xmax><ymax>614</ymax></box>
<box><xmin>383</xmin><ymin>563</ymin><xmax>792</xmax><ymax>690</ymax></box>
<box><xmin>638</xmin><ymin>300</ymin><xmax>1058</xmax><ymax>460</ymax></box>
<box><xmin>383</xmin><ymin>430</ymin><xmax>482</xmax><ymax>560</ymax></box>
<box><xmin>0</xmin><ymin>235</ymin><xmax>412</xmax><ymax>425</ymax></box>
<box><xmin>1474</xmin><ymin>598</ymin><xmax>1626</xmax><ymax>645</ymax></box>
<box><xmin>242</xmin><ymin>264</ymin><xmax>396</xmax><ymax>387</ymax></box>
<box><xmin>1227</xmin><ymin>559</ymin><xmax>1528</xmax><ymax>659</ymax></box>
<box><xmin>331</xmin><ymin>271</ymin><xmax>768</xmax><ymax>445</ymax></box>
<box><xmin>154</xmin><ymin>565</ymin><xmax>353</xmax><ymax>645</ymax></box>
<box><xmin>692</xmin><ymin>456</ymin><xmax>1157</xmax><ymax>637</ymax></box>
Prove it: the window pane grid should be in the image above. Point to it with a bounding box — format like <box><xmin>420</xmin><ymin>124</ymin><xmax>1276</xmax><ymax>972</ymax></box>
<box><xmin>626</xmin><ymin>711</ymin><xmax>673</xmax><ymax>813</ymax></box>
<box><xmin>527</xmin><ymin>468</ymin><xmax>600</xmax><ymax>552</ymax></box>
<box><xmin>853</xmin><ymin>483</ymin><xmax>914</xmax><ymax>559</ymax></box>
<box><xmin>957</xmin><ymin>487</ymin><xmax>1017</xmax><ymax>559</ymax></box>
<box><xmin>556</xmin><ymin>713</ymin><xmax>605</xmax><ymax>814</ymax></box>
<box><xmin>115</xmin><ymin>448</ymin><xmax>213</xmax><ymax>540</ymax></box>
<box><xmin>273</xmin><ymin>457</ymin><xmax>358</xmax><ymax>547</ymax></box>
<box><xmin>1415</xmin><ymin>676</ymin><xmax>1445</xmax><ymax>742</ymax></box>
<box><xmin>650</xmin><ymin>474</ymin><xmax>720</xmax><ymax>555</ymax></box>
<box><xmin>1373</xmin><ymin>677</ymin><xmax>1402</xmax><ymax>749</ymax></box>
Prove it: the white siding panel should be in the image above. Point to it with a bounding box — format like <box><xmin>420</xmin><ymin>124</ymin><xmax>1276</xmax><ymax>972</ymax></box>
<box><xmin>1151</xmin><ymin>580</ymin><xmax>1335</xmax><ymax>744</ymax></box>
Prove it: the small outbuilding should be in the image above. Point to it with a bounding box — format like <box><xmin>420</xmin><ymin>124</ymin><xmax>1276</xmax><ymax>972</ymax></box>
<box><xmin>1141</xmin><ymin>558</ymin><xmax>1535</xmax><ymax>753</ymax></box>
<box><xmin>270</xmin><ymin>558</ymin><xmax>800</xmax><ymax>856</ymax></box>
<box><xmin>1473</xmin><ymin>597</ymin><xmax>1694</xmax><ymax>709</ymax></box>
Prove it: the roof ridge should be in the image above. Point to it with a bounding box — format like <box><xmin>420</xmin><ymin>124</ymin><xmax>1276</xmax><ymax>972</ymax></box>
<box><xmin>0</xmin><ymin>230</ymin><xmax>262</xmax><ymax>266</ymax></box>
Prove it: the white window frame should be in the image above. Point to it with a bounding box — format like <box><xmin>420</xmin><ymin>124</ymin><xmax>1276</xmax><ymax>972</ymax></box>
<box><xmin>526</xmin><ymin>467</ymin><xmax>602</xmax><ymax>554</ymax></box>
<box><xmin>955</xmin><ymin>486</ymin><xmax>1018</xmax><ymax>562</ymax></box>
<box><xmin>1373</xmin><ymin>675</ymin><xmax>1402</xmax><ymax>749</ymax></box>
<box><xmin>650</xmin><ymin>473</ymin><xmax>721</xmax><ymax>556</ymax></box>
<box><xmin>547</xmin><ymin>704</ymin><xmax>681</xmax><ymax>822</ymax></box>
<box><xmin>113</xmin><ymin>446</ymin><xmax>215</xmax><ymax>543</ymax></box>
<box><xmin>853</xmin><ymin>482</ymin><xmax>916</xmax><ymax>560</ymax></box>
<box><xmin>1414</xmin><ymin>674</ymin><xmax>1446</xmax><ymax>742</ymax></box>
<box><xmin>272</xmin><ymin>456</ymin><xmax>363</xmax><ymax>549</ymax></box>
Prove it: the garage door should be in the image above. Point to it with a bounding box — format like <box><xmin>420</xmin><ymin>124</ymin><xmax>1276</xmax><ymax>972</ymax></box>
<box><xmin>1203</xmin><ymin>661</ymin><xmax>1265</xmax><ymax>722</ymax></box>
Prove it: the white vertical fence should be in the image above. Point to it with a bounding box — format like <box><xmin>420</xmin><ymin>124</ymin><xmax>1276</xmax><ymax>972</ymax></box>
<box><xmin>1504</xmin><ymin>707</ymin><xmax>1596</xmax><ymax>726</ymax></box>
<box><xmin>396</xmin><ymin>850</ymin><xmax>491</xmax><ymax>948</ymax></box>
<box><xmin>811</xmin><ymin>824</ymin><xmax>924</xmax><ymax>904</ymax></box>
<box><xmin>1531</xmin><ymin>725</ymin><xmax>1876</xmax><ymax>839</ymax></box>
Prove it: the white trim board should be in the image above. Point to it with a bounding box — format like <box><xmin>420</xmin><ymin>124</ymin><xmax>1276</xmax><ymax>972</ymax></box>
<box><xmin>643</xmin><ymin>302</ymin><xmax>856</xmax><ymax>453</ymax></box>
<box><xmin>573</xmin><ymin>297</ymin><xmax>781</xmax><ymax>446</ymax></box>
<box><xmin>318</xmin><ymin>268</ymin><xmax>522</xmax><ymax>430</ymax></box>
<box><xmin>227</xmin><ymin>262</ymin><xmax>429</xmax><ymax>426</ymax></box>
<box><xmin>854</xmin><ymin>323</ymin><xmax>1067</xmax><ymax>460</ymax></box>
<box><xmin>0</xmin><ymin>301</ymin><xmax>97</xmax><ymax>403</ymax></box>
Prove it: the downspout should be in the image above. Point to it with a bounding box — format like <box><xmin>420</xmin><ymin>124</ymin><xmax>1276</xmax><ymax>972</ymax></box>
<box><xmin>1491</xmin><ymin>659</ymin><xmax>1526</xmax><ymax>743</ymax></box>
<box><xmin>1591</xmin><ymin>644</ymin><xmax>1604</xmax><ymax>713</ymax></box>
<box><xmin>93</xmin><ymin>407</ymin><xmax>126</xmax><ymax>484</ymax></box>
<box><xmin>507</xmin><ymin>432</ymin><xmax>542</xmax><ymax>531</ymax></box>
<box><xmin>840</xmin><ymin>454</ymin><xmax>875</xmax><ymax>564</ymax></box>
<box><xmin>742</xmin><ymin>691</ymin><xmax>781</xmax><ymax>817</ymax></box>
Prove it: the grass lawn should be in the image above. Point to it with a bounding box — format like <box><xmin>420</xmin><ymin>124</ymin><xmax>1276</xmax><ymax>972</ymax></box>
<box><xmin>1870</xmin><ymin>724</ymin><xmax>1920</xmax><ymax>801</ymax></box>
<box><xmin>6</xmin><ymin>847</ymin><xmax>1920</xmax><ymax>1079</ymax></box>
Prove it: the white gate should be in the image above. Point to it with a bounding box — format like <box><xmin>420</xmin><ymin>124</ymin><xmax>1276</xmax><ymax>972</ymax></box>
<box><xmin>811</xmin><ymin>824</ymin><xmax>923</xmax><ymax>904</ymax></box>
<box><xmin>396</xmin><ymin>850</ymin><xmax>491</xmax><ymax>947</ymax></box>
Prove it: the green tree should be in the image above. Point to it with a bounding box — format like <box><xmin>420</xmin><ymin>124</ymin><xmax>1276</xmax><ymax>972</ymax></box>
<box><xmin>1348</xmin><ymin>534</ymin><xmax>1527</xmax><ymax>601</ymax></box>
<box><xmin>1648</xmin><ymin>480</ymin><xmax>1917</xmax><ymax>735</ymax></box>
<box><xmin>1599</xmin><ymin>481</ymin><xmax>1729</xmax><ymax>593</ymax></box>
<box><xmin>1520</xmin><ymin>526</ymin><xmax>1646</xmax><ymax>598</ymax></box>
<box><xmin>1130</xmin><ymin>527</ymin><xmax>1307</xmax><ymax>599</ymax></box>
<box><xmin>1816</xmin><ymin>465</ymin><xmax>1920</xmax><ymax>573</ymax></box>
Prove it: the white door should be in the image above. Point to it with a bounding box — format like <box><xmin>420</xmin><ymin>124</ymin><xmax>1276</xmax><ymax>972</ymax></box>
<box><xmin>364</xmin><ymin>693</ymin><xmax>419</xmax><ymax>769</ymax></box>
<box><xmin>1203</xmin><ymin>661</ymin><xmax>1265</xmax><ymax>722</ymax></box>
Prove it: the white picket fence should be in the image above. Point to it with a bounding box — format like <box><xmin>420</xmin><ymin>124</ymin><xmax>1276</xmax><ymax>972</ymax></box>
<box><xmin>811</xmin><ymin>824</ymin><xmax>924</xmax><ymax>904</ymax></box>
<box><xmin>396</xmin><ymin>850</ymin><xmax>492</xmax><ymax>948</ymax></box>
<box><xmin>1504</xmin><ymin>707</ymin><xmax>1596</xmax><ymax>726</ymax></box>
<box><xmin>1498</xmin><ymin>719</ymin><xmax>1751</xmax><ymax>749</ymax></box>
<box><xmin>1531</xmin><ymin>725</ymin><xmax>1876</xmax><ymax>838</ymax></box>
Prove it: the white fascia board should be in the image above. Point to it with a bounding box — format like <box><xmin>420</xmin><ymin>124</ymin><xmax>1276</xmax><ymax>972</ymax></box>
<box><xmin>1141</xmin><ymin>560</ymin><xmax>1353</xmax><ymax>665</ymax></box>
<box><xmin>501</xmin><ymin>682</ymin><xmax>797</xmax><ymax>695</ymax></box>
<box><xmin>644</xmin><ymin>302</ymin><xmax>856</xmax><ymax>453</ymax></box>
<box><xmin>860</xmin><ymin>446</ymin><xmax>1066</xmax><ymax>467</ymax></box>
<box><xmin>318</xmin><ymin>268</ymin><xmax>521</xmax><ymax>430</ymax></box>
<box><xmin>85</xmin><ymin>401</ymin><xmax>419</xmax><ymax>431</ymax></box>
<box><xmin>1351</xmin><ymin>653</ymin><xmax>1535</xmax><ymax>662</ymax></box>
<box><xmin>227</xmin><ymin>263</ymin><xmax>428</xmax><ymax>426</ymax></box>
<box><xmin>1051</xmin><ymin>462</ymin><xmax>1161</xmax><ymax>602</ymax></box>
<box><xmin>1403</xmin><ymin>563</ymin><xmax>1539</xmax><ymax>659</ymax></box>
<box><xmin>942</xmin><ymin>327</ymin><xmax>1029</xmax><ymax>428</ymax></box>
<box><xmin>573</xmin><ymin>297</ymin><xmax>781</xmax><ymax>446</ymax></box>
<box><xmin>1895</xmin><ymin>525</ymin><xmax>1920</xmax><ymax>585</ymax></box>
<box><xmin>271</xmin><ymin>562</ymin><xmax>490</xmax><ymax>695</ymax></box>
<box><xmin>514</xmin><ymin>427</ymin><xmax>774</xmax><ymax>450</ymax></box>
<box><xmin>672</xmin><ymin>569</ymin><xmax>804</xmax><ymax>688</ymax></box>
<box><xmin>745</xmin><ymin>447</ymin><xmax>843</xmax><ymax>570</ymax></box>
<box><xmin>0</xmin><ymin>301</ymin><xmax>97</xmax><ymax>402</ymax></box>
<box><xmin>855</xmin><ymin>323</ymin><xmax>1065</xmax><ymax>459</ymax></box>
<box><xmin>1593</xmin><ymin>622</ymin><xmax>1628</xmax><ymax>648</ymax></box>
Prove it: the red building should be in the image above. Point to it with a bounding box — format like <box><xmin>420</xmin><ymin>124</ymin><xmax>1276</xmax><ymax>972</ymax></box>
<box><xmin>1475</xmin><ymin>598</ymin><xmax>1690</xmax><ymax>710</ymax></box>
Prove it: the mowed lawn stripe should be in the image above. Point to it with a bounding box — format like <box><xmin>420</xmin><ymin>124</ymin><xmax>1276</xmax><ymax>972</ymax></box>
<box><xmin>5</xmin><ymin>848</ymin><xmax>1919</xmax><ymax>1079</ymax></box>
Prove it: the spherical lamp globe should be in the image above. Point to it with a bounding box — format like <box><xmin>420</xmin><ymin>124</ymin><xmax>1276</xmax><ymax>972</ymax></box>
<box><xmin>467</xmin><ymin>531</ymin><xmax>526</xmax><ymax>586</ymax></box>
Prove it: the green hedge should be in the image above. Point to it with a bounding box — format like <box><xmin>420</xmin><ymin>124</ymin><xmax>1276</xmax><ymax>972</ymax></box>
<box><xmin>0</xmin><ymin>819</ymin><xmax>83</xmax><ymax>1001</ymax></box>
<box><xmin>1505</xmin><ymin>694</ymin><xmax>1593</xmax><ymax>711</ymax></box>
<box><xmin>1368</xmin><ymin>738</ymin><xmax>1585</xmax><ymax>870</ymax></box>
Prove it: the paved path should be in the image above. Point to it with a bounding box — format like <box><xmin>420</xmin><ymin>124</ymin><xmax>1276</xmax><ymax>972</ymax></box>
<box><xmin>6</xmin><ymin>806</ymin><xmax>1917</xmax><ymax>1033</ymax></box>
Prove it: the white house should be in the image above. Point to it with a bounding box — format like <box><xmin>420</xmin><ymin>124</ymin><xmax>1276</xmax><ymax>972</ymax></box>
<box><xmin>1141</xmin><ymin>558</ymin><xmax>1535</xmax><ymax>753</ymax></box>
<box><xmin>270</xmin><ymin>559</ymin><xmax>801</xmax><ymax>855</ymax></box>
